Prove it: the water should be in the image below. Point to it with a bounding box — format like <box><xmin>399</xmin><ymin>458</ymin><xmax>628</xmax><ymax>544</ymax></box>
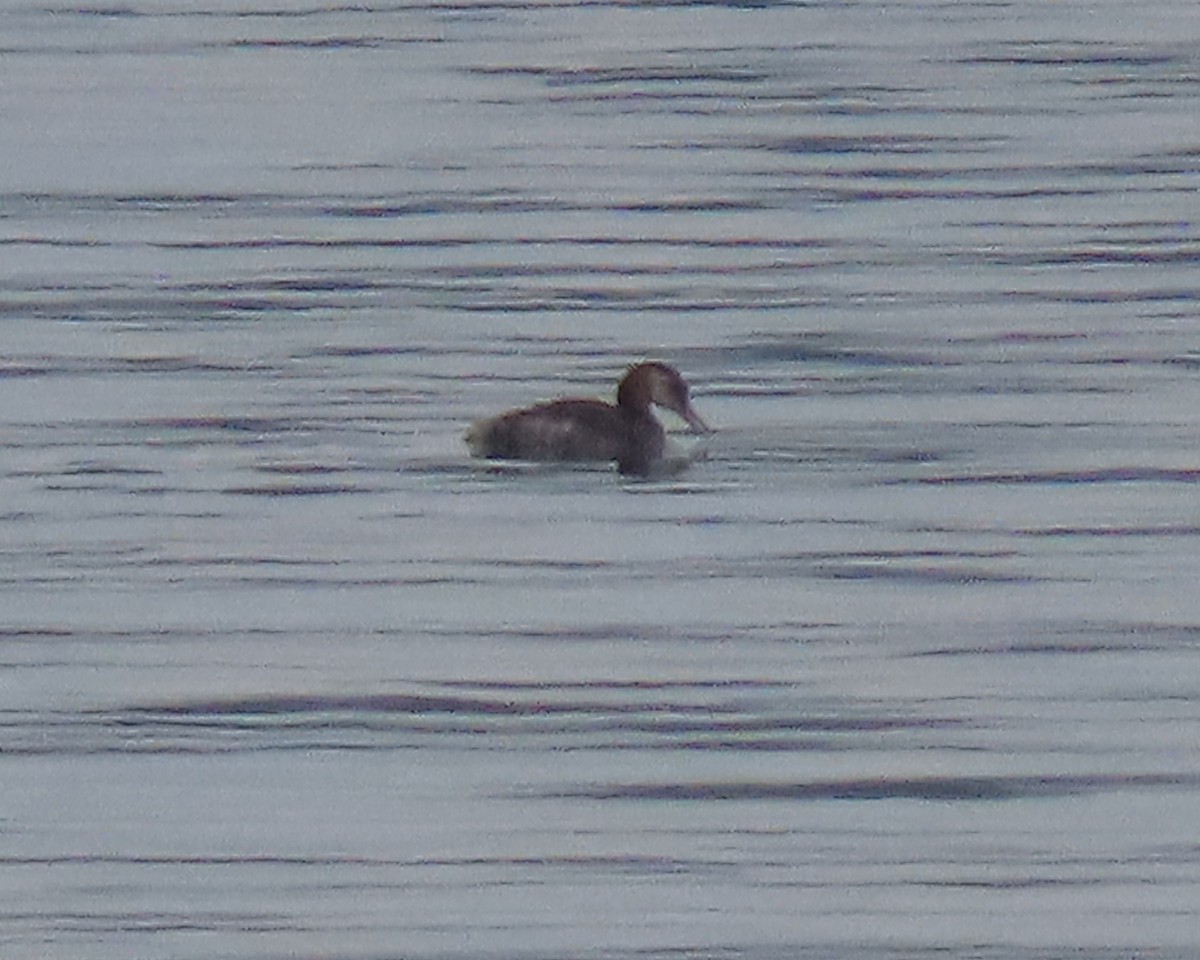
<box><xmin>3</xmin><ymin>0</ymin><xmax>1200</xmax><ymax>957</ymax></box>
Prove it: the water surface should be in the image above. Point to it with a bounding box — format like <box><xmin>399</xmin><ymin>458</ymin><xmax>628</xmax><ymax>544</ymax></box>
<box><xmin>3</xmin><ymin>1</ymin><xmax>1200</xmax><ymax>958</ymax></box>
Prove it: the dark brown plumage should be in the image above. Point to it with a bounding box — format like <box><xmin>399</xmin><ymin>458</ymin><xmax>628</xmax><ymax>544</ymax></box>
<box><xmin>466</xmin><ymin>362</ymin><xmax>710</xmax><ymax>476</ymax></box>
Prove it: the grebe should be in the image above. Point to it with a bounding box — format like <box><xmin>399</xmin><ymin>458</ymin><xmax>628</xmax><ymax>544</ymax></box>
<box><xmin>466</xmin><ymin>362</ymin><xmax>710</xmax><ymax>476</ymax></box>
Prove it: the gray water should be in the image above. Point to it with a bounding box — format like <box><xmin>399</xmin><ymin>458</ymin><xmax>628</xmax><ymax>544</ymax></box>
<box><xmin>3</xmin><ymin>0</ymin><xmax>1200</xmax><ymax>957</ymax></box>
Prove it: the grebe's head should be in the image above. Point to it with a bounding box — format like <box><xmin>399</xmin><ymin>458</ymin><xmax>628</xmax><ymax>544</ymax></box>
<box><xmin>618</xmin><ymin>362</ymin><xmax>711</xmax><ymax>433</ymax></box>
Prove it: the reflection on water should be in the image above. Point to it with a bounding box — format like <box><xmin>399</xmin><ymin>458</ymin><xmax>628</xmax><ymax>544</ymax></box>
<box><xmin>3</xmin><ymin>1</ymin><xmax>1200</xmax><ymax>958</ymax></box>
